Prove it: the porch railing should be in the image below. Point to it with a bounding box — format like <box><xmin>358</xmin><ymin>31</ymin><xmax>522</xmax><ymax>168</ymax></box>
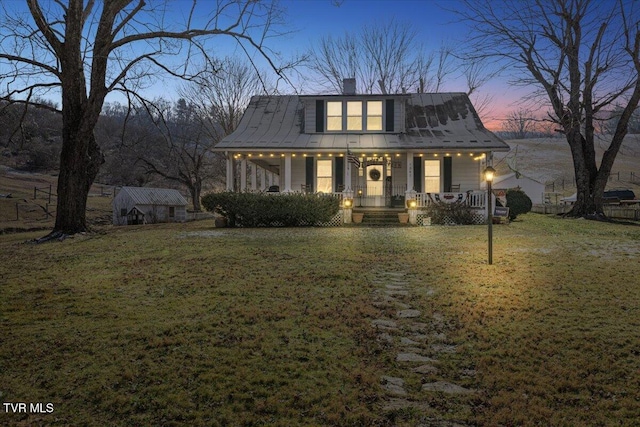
<box><xmin>414</xmin><ymin>191</ymin><xmax>488</xmax><ymax>209</ymax></box>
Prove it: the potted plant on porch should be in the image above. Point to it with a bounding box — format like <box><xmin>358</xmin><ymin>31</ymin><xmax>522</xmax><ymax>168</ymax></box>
<box><xmin>352</xmin><ymin>212</ymin><xmax>364</xmax><ymax>223</ymax></box>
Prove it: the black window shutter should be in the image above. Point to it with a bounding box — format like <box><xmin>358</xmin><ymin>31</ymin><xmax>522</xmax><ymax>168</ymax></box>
<box><xmin>316</xmin><ymin>100</ymin><xmax>324</xmax><ymax>132</ymax></box>
<box><xmin>335</xmin><ymin>157</ymin><xmax>344</xmax><ymax>192</ymax></box>
<box><xmin>385</xmin><ymin>99</ymin><xmax>394</xmax><ymax>132</ymax></box>
<box><xmin>306</xmin><ymin>157</ymin><xmax>314</xmax><ymax>190</ymax></box>
<box><xmin>413</xmin><ymin>157</ymin><xmax>422</xmax><ymax>192</ymax></box>
<box><xmin>444</xmin><ymin>157</ymin><xmax>452</xmax><ymax>192</ymax></box>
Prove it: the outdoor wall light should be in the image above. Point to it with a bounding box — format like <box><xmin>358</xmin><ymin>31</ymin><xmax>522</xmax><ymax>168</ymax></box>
<box><xmin>484</xmin><ymin>166</ymin><xmax>496</xmax><ymax>265</ymax></box>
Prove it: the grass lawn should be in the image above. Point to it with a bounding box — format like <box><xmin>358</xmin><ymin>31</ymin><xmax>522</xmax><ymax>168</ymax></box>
<box><xmin>1</xmin><ymin>214</ymin><xmax>639</xmax><ymax>426</ymax></box>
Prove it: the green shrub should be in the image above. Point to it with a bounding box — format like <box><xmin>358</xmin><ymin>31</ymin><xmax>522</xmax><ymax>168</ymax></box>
<box><xmin>201</xmin><ymin>192</ymin><xmax>341</xmax><ymax>227</ymax></box>
<box><xmin>505</xmin><ymin>188</ymin><xmax>533</xmax><ymax>220</ymax></box>
<box><xmin>424</xmin><ymin>201</ymin><xmax>475</xmax><ymax>225</ymax></box>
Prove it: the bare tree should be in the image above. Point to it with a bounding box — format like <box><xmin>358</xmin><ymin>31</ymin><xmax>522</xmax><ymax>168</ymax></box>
<box><xmin>457</xmin><ymin>0</ymin><xmax>640</xmax><ymax>219</ymax></box>
<box><xmin>308</xmin><ymin>19</ymin><xmax>457</xmax><ymax>95</ymax></box>
<box><xmin>0</xmin><ymin>0</ymin><xmax>291</xmax><ymax>239</ymax></box>
<box><xmin>502</xmin><ymin>108</ymin><xmax>538</xmax><ymax>139</ymax></box>
<box><xmin>134</xmin><ymin>98</ymin><xmax>218</xmax><ymax>212</ymax></box>
<box><xmin>188</xmin><ymin>57</ymin><xmax>272</xmax><ymax>137</ymax></box>
<box><xmin>137</xmin><ymin>58</ymin><xmax>268</xmax><ymax>211</ymax></box>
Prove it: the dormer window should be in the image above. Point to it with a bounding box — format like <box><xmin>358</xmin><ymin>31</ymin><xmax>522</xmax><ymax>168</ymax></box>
<box><xmin>327</xmin><ymin>101</ymin><xmax>342</xmax><ymax>131</ymax></box>
<box><xmin>367</xmin><ymin>101</ymin><xmax>383</xmax><ymax>130</ymax></box>
<box><xmin>321</xmin><ymin>99</ymin><xmax>390</xmax><ymax>132</ymax></box>
<box><xmin>347</xmin><ymin>101</ymin><xmax>362</xmax><ymax>130</ymax></box>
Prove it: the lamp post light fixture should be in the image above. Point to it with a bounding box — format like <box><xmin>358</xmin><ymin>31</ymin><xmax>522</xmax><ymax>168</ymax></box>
<box><xmin>357</xmin><ymin>189</ymin><xmax>363</xmax><ymax>207</ymax></box>
<box><xmin>343</xmin><ymin>198</ymin><xmax>353</xmax><ymax>208</ymax></box>
<box><xmin>484</xmin><ymin>166</ymin><xmax>496</xmax><ymax>265</ymax></box>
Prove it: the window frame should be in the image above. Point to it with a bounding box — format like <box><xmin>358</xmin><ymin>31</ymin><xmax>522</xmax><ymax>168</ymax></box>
<box><xmin>424</xmin><ymin>159</ymin><xmax>441</xmax><ymax>193</ymax></box>
<box><xmin>326</xmin><ymin>101</ymin><xmax>343</xmax><ymax>131</ymax></box>
<box><xmin>323</xmin><ymin>99</ymin><xmax>386</xmax><ymax>132</ymax></box>
<box><xmin>316</xmin><ymin>159</ymin><xmax>333</xmax><ymax>193</ymax></box>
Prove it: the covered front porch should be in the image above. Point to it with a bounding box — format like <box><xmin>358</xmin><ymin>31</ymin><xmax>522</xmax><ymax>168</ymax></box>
<box><xmin>223</xmin><ymin>149</ymin><xmax>494</xmax><ymax>223</ymax></box>
<box><xmin>226</xmin><ymin>150</ymin><xmax>490</xmax><ymax>204</ymax></box>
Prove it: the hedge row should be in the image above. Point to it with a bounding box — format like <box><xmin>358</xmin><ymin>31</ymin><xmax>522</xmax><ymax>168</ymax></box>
<box><xmin>423</xmin><ymin>201</ymin><xmax>476</xmax><ymax>225</ymax></box>
<box><xmin>201</xmin><ymin>192</ymin><xmax>341</xmax><ymax>227</ymax></box>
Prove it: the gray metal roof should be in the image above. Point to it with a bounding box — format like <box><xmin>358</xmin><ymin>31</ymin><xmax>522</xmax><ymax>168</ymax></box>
<box><xmin>214</xmin><ymin>93</ymin><xmax>509</xmax><ymax>153</ymax></box>
<box><xmin>119</xmin><ymin>187</ymin><xmax>188</xmax><ymax>206</ymax></box>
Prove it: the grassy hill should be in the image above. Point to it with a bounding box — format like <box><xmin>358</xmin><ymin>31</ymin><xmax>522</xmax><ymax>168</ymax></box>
<box><xmin>494</xmin><ymin>135</ymin><xmax>640</xmax><ymax>198</ymax></box>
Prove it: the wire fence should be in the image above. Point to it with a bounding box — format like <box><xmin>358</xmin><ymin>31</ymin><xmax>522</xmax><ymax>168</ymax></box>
<box><xmin>545</xmin><ymin>171</ymin><xmax>640</xmax><ymax>192</ymax></box>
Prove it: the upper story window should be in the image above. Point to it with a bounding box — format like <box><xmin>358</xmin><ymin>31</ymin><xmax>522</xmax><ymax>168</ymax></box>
<box><xmin>322</xmin><ymin>99</ymin><xmax>389</xmax><ymax>132</ymax></box>
<box><xmin>367</xmin><ymin>101</ymin><xmax>383</xmax><ymax>131</ymax></box>
<box><xmin>327</xmin><ymin>101</ymin><xmax>342</xmax><ymax>131</ymax></box>
<box><xmin>347</xmin><ymin>101</ymin><xmax>362</xmax><ymax>130</ymax></box>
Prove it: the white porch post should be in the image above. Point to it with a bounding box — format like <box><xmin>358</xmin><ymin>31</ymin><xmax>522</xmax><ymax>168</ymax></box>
<box><xmin>344</xmin><ymin>154</ymin><xmax>352</xmax><ymax>192</ymax></box>
<box><xmin>268</xmin><ymin>172</ymin><xmax>274</xmax><ymax>187</ymax></box>
<box><xmin>406</xmin><ymin>151</ymin><xmax>414</xmax><ymax>192</ymax></box>
<box><xmin>240</xmin><ymin>156</ymin><xmax>247</xmax><ymax>191</ymax></box>
<box><xmin>283</xmin><ymin>153</ymin><xmax>292</xmax><ymax>192</ymax></box>
<box><xmin>250</xmin><ymin>163</ymin><xmax>257</xmax><ymax>191</ymax></box>
<box><xmin>226</xmin><ymin>152</ymin><xmax>235</xmax><ymax>191</ymax></box>
<box><xmin>259</xmin><ymin>168</ymin><xmax>267</xmax><ymax>191</ymax></box>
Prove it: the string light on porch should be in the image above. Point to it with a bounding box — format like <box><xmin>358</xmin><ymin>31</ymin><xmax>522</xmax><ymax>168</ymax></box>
<box><xmin>484</xmin><ymin>166</ymin><xmax>496</xmax><ymax>265</ymax></box>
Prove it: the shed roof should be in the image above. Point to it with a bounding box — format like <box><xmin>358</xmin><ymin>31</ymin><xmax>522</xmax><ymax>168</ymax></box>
<box><xmin>118</xmin><ymin>187</ymin><xmax>188</xmax><ymax>206</ymax></box>
<box><xmin>214</xmin><ymin>93</ymin><xmax>509</xmax><ymax>152</ymax></box>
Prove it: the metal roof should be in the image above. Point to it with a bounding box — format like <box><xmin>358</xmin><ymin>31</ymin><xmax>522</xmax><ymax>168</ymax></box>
<box><xmin>118</xmin><ymin>187</ymin><xmax>188</xmax><ymax>206</ymax></box>
<box><xmin>214</xmin><ymin>93</ymin><xmax>509</xmax><ymax>153</ymax></box>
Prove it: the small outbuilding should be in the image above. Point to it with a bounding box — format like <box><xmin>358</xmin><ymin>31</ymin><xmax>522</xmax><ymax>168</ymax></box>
<box><xmin>483</xmin><ymin>172</ymin><xmax>545</xmax><ymax>205</ymax></box>
<box><xmin>112</xmin><ymin>186</ymin><xmax>188</xmax><ymax>225</ymax></box>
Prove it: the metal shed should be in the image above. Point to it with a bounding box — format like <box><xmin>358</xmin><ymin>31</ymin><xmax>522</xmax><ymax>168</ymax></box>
<box><xmin>112</xmin><ymin>187</ymin><xmax>188</xmax><ymax>225</ymax></box>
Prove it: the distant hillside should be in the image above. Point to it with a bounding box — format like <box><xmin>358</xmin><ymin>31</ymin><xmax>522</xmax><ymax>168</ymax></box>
<box><xmin>494</xmin><ymin>135</ymin><xmax>640</xmax><ymax>197</ymax></box>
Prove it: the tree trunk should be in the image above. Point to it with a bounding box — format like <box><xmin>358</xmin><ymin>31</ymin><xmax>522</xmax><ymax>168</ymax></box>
<box><xmin>52</xmin><ymin>132</ymin><xmax>104</xmax><ymax>235</ymax></box>
<box><xmin>189</xmin><ymin>180</ymin><xmax>202</xmax><ymax>212</ymax></box>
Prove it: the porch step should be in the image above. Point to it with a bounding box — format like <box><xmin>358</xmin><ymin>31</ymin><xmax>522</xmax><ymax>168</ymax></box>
<box><xmin>354</xmin><ymin>209</ymin><xmax>409</xmax><ymax>227</ymax></box>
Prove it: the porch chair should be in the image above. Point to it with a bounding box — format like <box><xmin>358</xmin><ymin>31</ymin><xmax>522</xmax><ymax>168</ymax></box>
<box><xmin>450</xmin><ymin>184</ymin><xmax>461</xmax><ymax>192</ymax></box>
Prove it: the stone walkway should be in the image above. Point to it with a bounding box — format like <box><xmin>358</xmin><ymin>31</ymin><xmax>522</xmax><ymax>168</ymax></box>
<box><xmin>370</xmin><ymin>269</ymin><xmax>477</xmax><ymax>426</ymax></box>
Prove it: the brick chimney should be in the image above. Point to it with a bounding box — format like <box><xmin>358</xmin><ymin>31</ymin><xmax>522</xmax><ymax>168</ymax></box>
<box><xmin>342</xmin><ymin>78</ymin><xmax>356</xmax><ymax>95</ymax></box>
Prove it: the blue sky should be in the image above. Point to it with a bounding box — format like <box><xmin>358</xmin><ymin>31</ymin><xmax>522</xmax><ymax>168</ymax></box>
<box><xmin>1</xmin><ymin>0</ymin><xmax>521</xmax><ymax>128</ymax></box>
<box><xmin>275</xmin><ymin>0</ymin><xmax>519</xmax><ymax>125</ymax></box>
<box><xmin>280</xmin><ymin>0</ymin><xmax>465</xmax><ymax>53</ymax></box>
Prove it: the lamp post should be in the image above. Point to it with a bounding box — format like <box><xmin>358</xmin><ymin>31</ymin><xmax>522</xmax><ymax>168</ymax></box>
<box><xmin>484</xmin><ymin>166</ymin><xmax>496</xmax><ymax>265</ymax></box>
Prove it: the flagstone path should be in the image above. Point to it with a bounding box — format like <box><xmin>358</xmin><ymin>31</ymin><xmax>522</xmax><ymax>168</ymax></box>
<box><xmin>369</xmin><ymin>269</ymin><xmax>477</xmax><ymax>426</ymax></box>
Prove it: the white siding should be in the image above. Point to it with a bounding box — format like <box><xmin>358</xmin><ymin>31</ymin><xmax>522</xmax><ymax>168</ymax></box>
<box><xmin>452</xmin><ymin>156</ymin><xmax>483</xmax><ymax>191</ymax></box>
